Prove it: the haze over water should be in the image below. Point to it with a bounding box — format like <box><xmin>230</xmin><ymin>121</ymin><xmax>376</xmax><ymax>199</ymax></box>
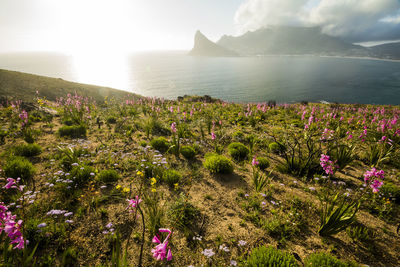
<box><xmin>1</xmin><ymin>52</ymin><xmax>400</xmax><ymax>105</ymax></box>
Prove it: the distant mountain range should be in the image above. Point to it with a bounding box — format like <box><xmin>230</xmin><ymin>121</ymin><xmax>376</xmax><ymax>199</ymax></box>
<box><xmin>189</xmin><ymin>26</ymin><xmax>400</xmax><ymax>60</ymax></box>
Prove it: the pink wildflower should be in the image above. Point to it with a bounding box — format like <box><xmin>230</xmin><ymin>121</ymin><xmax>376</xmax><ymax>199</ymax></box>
<box><xmin>363</xmin><ymin>168</ymin><xmax>384</xmax><ymax>193</ymax></box>
<box><xmin>320</xmin><ymin>154</ymin><xmax>335</xmax><ymax>175</ymax></box>
<box><xmin>127</xmin><ymin>196</ymin><xmax>142</xmax><ymax>212</ymax></box>
<box><xmin>211</xmin><ymin>132</ymin><xmax>216</xmax><ymax>140</ymax></box>
<box><xmin>171</xmin><ymin>122</ymin><xmax>177</xmax><ymax>133</ymax></box>
<box><xmin>370</xmin><ymin>180</ymin><xmax>383</xmax><ymax>193</ymax></box>
<box><xmin>151</xmin><ymin>228</ymin><xmax>173</xmax><ymax>261</ymax></box>
<box><xmin>252</xmin><ymin>157</ymin><xmax>259</xmax><ymax>166</ymax></box>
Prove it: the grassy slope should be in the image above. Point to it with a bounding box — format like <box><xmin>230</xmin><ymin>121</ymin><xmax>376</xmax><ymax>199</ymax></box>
<box><xmin>0</xmin><ymin>70</ymin><xmax>400</xmax><ymax>266</ymax></box>
<box><xmin>0</xmin><ymin>69</ymin><xmax>133</xmax><ymax>103</ymax></box>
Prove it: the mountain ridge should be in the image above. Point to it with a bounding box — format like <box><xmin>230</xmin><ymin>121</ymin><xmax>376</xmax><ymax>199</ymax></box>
<box><xmin>190</xmin><ymin>26</ymin><xmax>400</xmax><ymax>59</ymax></box>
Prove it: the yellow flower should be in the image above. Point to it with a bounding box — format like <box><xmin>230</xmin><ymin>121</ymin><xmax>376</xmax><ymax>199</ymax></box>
<box><xmin>137</xmin><ymin>171</ymin><xmax>144</xmax><ymax>177</ymax></box>
<box><xmin>123</xmin><ymin>187</ymin><xmax>130</xmax><ymax>193</ymax></box>
<box><xmin>116</xmin><ymin>185</ymin><xmax>122</xmax><ymax>190</ymax></box>
<box><xmin>151</xmin><ymin>188</ymin><xmax>157</xmax><ymax>193</ymax></box>
<box><xmin>150</xmin><ymin>178</ymin><xmax>157</xmax><ymax>186</ymax></box>
<box><xmin>174</xmin><ymin>183</ymin><xmax>179</xmax><ymax>190</ymax></box>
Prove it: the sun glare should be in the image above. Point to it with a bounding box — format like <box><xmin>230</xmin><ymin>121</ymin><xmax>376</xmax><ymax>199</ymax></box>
<box><xmin>72</xmin><ymin>52</ymin><xmax>131</xmax><ymax>90</ymax></box>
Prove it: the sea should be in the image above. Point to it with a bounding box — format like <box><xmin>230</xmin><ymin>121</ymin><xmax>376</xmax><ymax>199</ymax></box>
<box><xmin>1</xmin><ymin>51</ymin><xmax>400</xmax><ymax>105</ymax></box>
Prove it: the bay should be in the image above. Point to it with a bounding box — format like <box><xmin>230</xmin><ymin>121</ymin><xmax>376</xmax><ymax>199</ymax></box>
<box><xmin>0</xmin><ymin>51</ymin><xmax>399</xmax><ymax>104</ymax></box>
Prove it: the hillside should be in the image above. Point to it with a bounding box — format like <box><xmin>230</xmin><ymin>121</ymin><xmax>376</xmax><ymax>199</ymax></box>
<box><xmin>0</xmin><ymin>69</ymin><xmax>132</xmax><ymax>103</ymax></box>
<box><xmin>370</xmin><ymin>42</ymin><xmax>400</xmax><ymax>59</ymax></box>
<box><xmin>0</xmin><ymin>77</ymin><xmax>399</xmax><ymax>265</ymax></box>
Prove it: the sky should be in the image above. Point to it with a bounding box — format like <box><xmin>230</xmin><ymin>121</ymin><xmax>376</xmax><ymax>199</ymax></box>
<box><xmin>1</xmin><ymin>0</ymin><xmax>400</xmax><ymax>54</ymax></box>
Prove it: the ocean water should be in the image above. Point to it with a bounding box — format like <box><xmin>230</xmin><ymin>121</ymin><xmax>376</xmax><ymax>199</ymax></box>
<box><xmin>1</xmin><ymin>51</ymin><xmax>400</xmax><ymax>105</ymax></box>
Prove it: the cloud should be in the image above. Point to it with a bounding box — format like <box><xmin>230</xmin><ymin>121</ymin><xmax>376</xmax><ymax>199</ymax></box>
<box><xmin>234</xmin><ymin>0</ymin><xmax>400</xmax><ymax>42</ymax></box>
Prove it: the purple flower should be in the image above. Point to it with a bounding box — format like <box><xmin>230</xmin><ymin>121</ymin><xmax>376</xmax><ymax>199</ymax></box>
<box><xmin>37</xmin><ymin>223</ymin><xmax>47</xmax><ymax>228</ymax></box>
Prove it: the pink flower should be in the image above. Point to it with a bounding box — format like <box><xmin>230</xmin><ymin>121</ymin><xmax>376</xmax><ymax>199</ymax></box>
<box><xmin>252</xmin><ymin>157</ymin><xmax>259</xmax><ymax>166</ymax></box>
<box><xmin>152</xmin><ymin>241</ymin><xmax>168</xmax><ymax>261</ymax></box>
<box><xmin>370</xmin><ymin>180</ymin><xmax>383</xmax><ymax>193</ymax></box>
<box><xmin>363</xmin><ymin>168</ymin><xmax>384</xmax><ymax>193</ymax></box>
<box><xmin>151</xmin><ymin>228</ymin><xmax>173</xmax><ymax>261</ymax></box>
<box><xmin>320</xmin><ymin>154</ymin><xmax>335</xmax><ymax>175</ymax></box>
<box><xmin>211</xmin><ymin>132</ymin><xmax>216</xmax><ymax>140</ymax></box>
<box><xmin>127</xmin><ymin>196</ymin><xmax>142</xmax><ymax>212</ymax></box>
<box><xmin>363</xmin><ymin>168</ymin><xmax>384</xmax><ymax>183</ymax></box>
<box><xmin>3</xmin><ymin>178</ymin><xmax>16</xmax><ymax>189</ymax></box>
<box><xmin>0</xmin><ymin>208</ymin><xmax>25</xmax><ymax>249</ymax></box>
<box><xmin>171</xmin><ymin>122</ymin><xmax>177</xmax><ymax>133</ymax></box>
<box><xmin>167</xmin><ymin>248</ymin><xmax>172</xmax><ymax>261</ymax></box>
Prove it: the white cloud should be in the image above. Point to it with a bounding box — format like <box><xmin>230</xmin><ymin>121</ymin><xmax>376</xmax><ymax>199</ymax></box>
<box><xmin>234</xmin><ymin>0</ymin><xmax>310</xmax><ymax>33</ymax></box>
<box><xmin>234</xmin><ymin>0</ymin><xmax>400</xmax><ymax>41</ymax></box>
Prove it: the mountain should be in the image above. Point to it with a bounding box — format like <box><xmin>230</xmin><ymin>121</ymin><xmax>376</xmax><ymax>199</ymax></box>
<box><xmin>370</xmin><ymin>42</ymin><xmax>400</xmax><ymax>60</ymax></box>
<box><xmin>217</xmin><ymin>26</ymin><xmax>364</xmax><ymax>56</ymax></box>
<box><xmin>188</xmin><ymin>30</ymin><xmax>238</xmax><ymax>57</ymax></box>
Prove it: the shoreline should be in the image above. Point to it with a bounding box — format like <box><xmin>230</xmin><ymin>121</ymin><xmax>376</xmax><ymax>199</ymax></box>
<box><xmin>248</xmin><ymin>54</ymin><xmax>400</xmax><ymax>63</ymax></box>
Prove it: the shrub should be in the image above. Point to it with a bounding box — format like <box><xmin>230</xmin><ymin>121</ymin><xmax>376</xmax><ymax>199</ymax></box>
<box><xmin>4</xmin><ymin>157</ymin><xmax>35</xmax><ymax>182</ymax></box>
<box><xmin>269</xmin><ymin>142</ymin><xmax>286</xmax><ymax>154</ymax></box>
<box><xmin>168</xmin><ymin>194</ymin><xmax>201</xmax><ymax>234</ymax></box>
<box><xmin>58</xmin><ymin>125</ymin><xmax>87</xmax><ymax>138</ymax></box>
<box><xmin>256</xmin><ymin>156</ymin><xmax>270</xmax><ymax>170</ymax></box>
<box><xmin>23</xmin><ymin>129</ymin><xmax>35</xmax><ymax>143</ymax></box>
<box><xmin>97</xmin><ymin>169</ymin><xmax>120</xmax><ymax>184</ymax></box>
<box><xmin>106</xmin><ymin>117</ymin><xmax>117</xmax><ymax>124</ymax></box>
<box><xmin>150</xmin><ymin>137</ymin><xmax>170</xmax><ymax>153</ymax></box>
<box><xmin>142</xmin><ymin>161</ymin><xmax>164</xmax><ymax>180</ymax></box>
<box><xmin>246</xmin><ymin>246</ymin><xmax>299</xmax><ymax>267</ymax></box>
<box><xmin>305</xmin><ymin>252</ymin><xmax>356</xmax><ymax>267</ymax></box>
<box><xmin>59</xmin><ymin>147</ymin><xmax>89</xmax><ymax>171</ymax></box>
<box><xmin>139</xmin><ymin>141</ymin><xmax>147</xmax><ymax>147</ymax></box>
<box><xmin>162</xmin><ymin>169</ymin><xmax>182</xmax><ymax>187</ymax></box>
<box><xmin>228</xmin><ymin>142</ymin><xmax>249</xmax><ymax>161</ymax></box>
<box><xmin>346</xmin><ymin>223</ymin><xmax>374</xmax><ymax>243</ymax></box>
<box><xmin>70</xmin><ymin>165</ymin><xmax>95</xmax><ymax>187</ymax></box>
<box><xmin>203</xmin><ymin>154</ymin><xmax>234</xmax><ymax>174</ymax></box>
<box><xmin>13</xmin><ymin>143</ymin><xmax>42</xmax><ymax>157</ymax></box>
<box><xmin>180</xmin><ymin>146</ymin><xmax>196</xmax><ymax>160</ymax></box>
